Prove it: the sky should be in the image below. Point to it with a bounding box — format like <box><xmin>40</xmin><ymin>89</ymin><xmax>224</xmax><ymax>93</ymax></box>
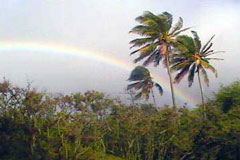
<box><xmin>0</xmin><ymin>0</ymin><xmax>239</xmax><ymax>107</ymax></box>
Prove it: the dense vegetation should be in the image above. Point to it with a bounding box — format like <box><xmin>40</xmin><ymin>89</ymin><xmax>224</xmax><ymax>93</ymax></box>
<box><xmin>0</xmin><ymin>80</ymin><xmax>240</xmax><ymax>160</ymax></box>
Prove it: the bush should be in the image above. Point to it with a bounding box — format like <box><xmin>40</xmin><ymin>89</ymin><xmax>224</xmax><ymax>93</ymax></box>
<box><xmin>0</xmin><ymin>80</ymin><xmax>240</xmax><ymax>159</ymax></box>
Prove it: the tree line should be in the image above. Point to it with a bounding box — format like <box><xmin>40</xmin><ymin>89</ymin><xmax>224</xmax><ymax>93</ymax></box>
<box><xmin>0</xmin><ymin>80</ymin><xmax>240</xmax><ymax>159</ymax></box>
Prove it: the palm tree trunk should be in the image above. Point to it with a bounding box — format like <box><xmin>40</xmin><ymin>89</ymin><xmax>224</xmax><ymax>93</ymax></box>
<box><xmin>151</xmin><ymin>89</ymin><xmax>157</xmax><ymax>107</ymax></box>
<box><xmin>129</xmin><ymin>90</ymin><xmax>135</xmax><ymax>106</ymax></box>
<box><xmin>197</xmin><ymin>71</ymin><xmax>206</xmax><ymax>118</ymax></box>
<box><xmin>166</xmin><ymin>52</ymin><xmax>176</xmax><ymax>108</ymax></box>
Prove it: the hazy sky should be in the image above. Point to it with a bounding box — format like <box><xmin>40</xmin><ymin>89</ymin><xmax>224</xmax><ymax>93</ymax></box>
<box><xmin>0</xmin><ymin>0</ymin><xmax>239</xmax><ymax>107</ymax></box>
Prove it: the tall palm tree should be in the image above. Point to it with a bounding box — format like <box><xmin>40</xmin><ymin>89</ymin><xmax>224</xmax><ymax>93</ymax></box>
<box><xmin>171</xmin><ymin>31</ymin><xmax>223</xmax><ymax>112</ymax></box>
<box><xmin>129</xmin><ymin>11</ymin><xmax>190</xmax><ymax>108</ymax></box>
<box><xmin>127</xmin><ymin>66</ymin><xmax>163</xmax><ymax>107</ymax></box>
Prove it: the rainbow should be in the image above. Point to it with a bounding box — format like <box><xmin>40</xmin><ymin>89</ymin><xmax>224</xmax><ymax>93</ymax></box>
<box><xmin>0</xmin><ymin>41</ymin><xmax>197</xmax><ymax>107</ymax></box>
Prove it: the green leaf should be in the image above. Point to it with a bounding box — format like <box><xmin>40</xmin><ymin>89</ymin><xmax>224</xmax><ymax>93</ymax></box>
<box><xmin>191</xmin><ymin>31</ymin><xmax>201</xmax><ymax>52</ymax></box>
<box><xmin>170</xmin><ymin>17</ymin><xmax>183</xmax><ymax>35</ymax></box>
<box><xmin>154</xmin><ymin>83</ymin><xmax>163</xmax><ymax>95</ymax></box>
<box><xmin>128</xmin><ymin>66</ymin><xmax>151</xmax><ymax>81</ymax></box>
<box><xmin>201</xmin><ymin>35</ymin><xmax>215</xmax><ymax>53</ymax></box>
<box><xmin>129</xmin><ymin>37</ymin><xmax>156</xmax><ymax>49</ymax></box>
<box><xmin>127</xmin><ymin>82</ymin><xmax>143</xmax><ymax>90</ymax></box>
<box><xmin>130</xmin><ymin>25</ymin><xmax>159</xmax><ymax>37</ymax></box>
<box><xmin>174</xmin><ymin>65</ymin><xmax>191</xmax><ymax>83</ymax></box>
<box><xmin>176</xmin><ymin>35</ymin><xmax>196</xmax><ymax>53</ymax></box>
<box><xmin>202</xmin><ymin>43</ymin><xmax>213</xmax><ymax>54</ymax></box>
<box><xmin>188</xmin><ymin>64</ymin><xmax>196</xmax><ymax>87</ymax></box>
<box><xmin>205</xmin><ymin>51</ymin><xmax>225</xmax><ymax>56</ymax></box>
<box><xmin>201</xmin><ymin>60</ymin><xmax>217</xmax><ymax>77</ymax></box>
<box><xmin>130</xmin><ymin>44</ymin><xmax>151</xmax><ymax>55</ymax></box>
<box><xmin>161</xmin><ymin>12</ymin><xmax>173</xmax><ymax>32</ymax></box>
<box><xmin>172</xmin><ymin>27</ymin><xmax>191</xmax><ymax>37</ymax></box>
<box><xmin>143</xmin><ymin>52</ymin><xmax>157</xmax><ymax>66</ymax></box>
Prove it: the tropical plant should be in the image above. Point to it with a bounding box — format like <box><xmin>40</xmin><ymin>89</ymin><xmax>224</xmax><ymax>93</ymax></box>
<box><xmin>1</xmin><ymin>80</ymin><xmax>240</xmax><ymax>159</ymax></box>
<box><xmin>127</xmin><ymin>66</ymin><xmax>163</xmax><ymax>107</ymax></box>
<box><xmin>171</xmin><ymin>31</ymin><xmax>223</xmax><ymax>113</ymax></box>
<box><xmin>213</xmin><ymin>81</ymin><xmax>240</xmax><ymax>113</ymax></box>
<box><xmin>129</xmin><ymin>11</ymin><xmax>190</xmax><ymax>107</ymax></box>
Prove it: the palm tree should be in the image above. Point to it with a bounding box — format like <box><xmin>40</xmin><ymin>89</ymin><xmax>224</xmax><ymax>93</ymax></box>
<box><xmin>129</xmin><ymin>11</ymin><xmax>190</xmax><ymax>108</ymax></box>
<box><xmin>171</xmin><ymin>31</ymin><xmax>223</xmax><ymax>113</ymax></box>
<box><xmin>127</xmin><ymin>66</ymin><xmax>163</xmax><ymax>107</ymax></box>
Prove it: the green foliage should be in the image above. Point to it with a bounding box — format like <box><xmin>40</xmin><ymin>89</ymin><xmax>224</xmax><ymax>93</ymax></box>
<box><xmin>172</xmin><ymin>31</ymin><xmax>222</xmax><ymax>87</ymax></box>
<box><xmin>0</xmin><ymin>80</ymin><xmax>240</xmax><ymax>159</ymax></box>
<box><xmin>213</xmin><ymin>81</ymin><xmax>240</xmax><ymax>112</ymax></box>
<box><xmin>129</xmin><ymin>10</ymin><xmax>189</xmax><ymax>67</ymax></box>
<box><xmin>127</xmin><ymin>66</ymin><xmax>163</xmax><ymax>101</ymax></box>
<box><xmin>129</xmin><ymin>11</ymin><xmax>190</xmax><ymax>108</ymax></box>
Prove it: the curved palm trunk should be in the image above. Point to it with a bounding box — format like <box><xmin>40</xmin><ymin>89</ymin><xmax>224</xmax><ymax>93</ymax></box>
<box><xmin>197</xmin><ymin>71</ymin><xmax>206</xmax><ymax>118</ymax></box>
<box><xmin>166</xmin><ymin>51</ymin><xmax>177</xmax><ymax>108</ymax></box>
<box><xmin>151</xmin><ymin>88</ymin><xmax>157</xmax><ymax>107</ymax></box>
